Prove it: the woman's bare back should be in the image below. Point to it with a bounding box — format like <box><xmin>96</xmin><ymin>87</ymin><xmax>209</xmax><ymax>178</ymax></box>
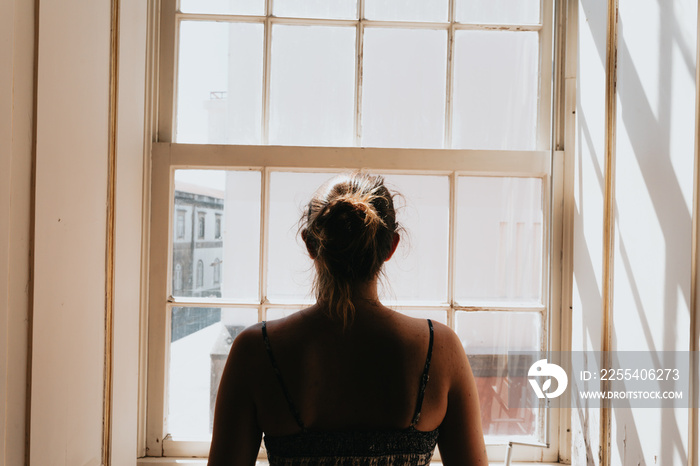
<box><xmin>250</xmin><ymin>304</ymin><xmax>449</xmax><ymax>436</ymax></box>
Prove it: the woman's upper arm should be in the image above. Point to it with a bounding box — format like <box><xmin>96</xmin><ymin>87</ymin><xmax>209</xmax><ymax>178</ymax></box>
<box><xmin>208</xmin><ymin>325</ymin><xmax>263</xmax><ymax>466</ymax></box>
<box><xmin>437</xmin><ymin>327</ymin><xmax>489</xmax><ymax>466</ymax></box>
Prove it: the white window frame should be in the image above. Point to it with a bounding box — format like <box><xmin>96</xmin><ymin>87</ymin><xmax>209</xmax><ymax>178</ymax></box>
<box><xmin>144</xmin><ymin>0</ymin><xmax>569</xmax><ymax>463</ymax></box>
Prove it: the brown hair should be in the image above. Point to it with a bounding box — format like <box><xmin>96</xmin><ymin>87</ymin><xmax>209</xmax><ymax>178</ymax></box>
<box><xmin>301</xmin><ymin>172</ymin><xmax>399</xmax><ymax>327</ymax></box>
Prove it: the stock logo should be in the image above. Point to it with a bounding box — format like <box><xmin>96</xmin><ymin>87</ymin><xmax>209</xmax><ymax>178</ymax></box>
<box><xmin>528</xmin><ymin>359</ymin><xmax>568</xmax><ymax>399</ymax></box>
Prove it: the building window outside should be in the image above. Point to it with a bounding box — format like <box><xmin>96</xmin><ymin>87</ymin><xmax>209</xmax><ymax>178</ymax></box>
<box><xmin>173</xmin><ymin>263</ymin><xmax>183</xmax><ymax>292</ymax></box>
<box><xmin>215</xmin><ymin>214</ymin><xmax>222</xmax><ymax>239</ymax></box>
<box><xmin>196</xmin><ymin>260</ymin><xmax>204</xmax><ymax>288</ymax></box>
<box><xmin>198</xmin><ymin>212</ymin><xmax>206</xmax><ymax>239</ymax></box>
<box><xmin>213</xmin><ymin>259</ymin><xmax>221</xmax><ymax>284</ymax></box>
<box><xmin>176</xmin><ymin>210</ymin><xmax>186</xmax><ymax>239</ymax></box>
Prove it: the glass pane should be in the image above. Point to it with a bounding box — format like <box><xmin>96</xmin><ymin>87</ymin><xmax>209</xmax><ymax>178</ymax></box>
<box><xmin>274</xmin><ymin>0</ymin><xmax>357</xmax><ymax>20</ymax></box>
<box><xmin>180</xmin><ymin>0</ymin><xmax>264</xmax><ymax>16</ymax></box>
<box><xmin>452</xmin><ymin>31</ymin><xmax>539</xmax><ymax>150</ymax></box>
<box><xmin>361</xmin><ymin>28</ymin><xmax>447</xmax><ymax>148</ymax></box>
<box><xmin>455</xmin><ymin>177</ymin><xmax>543</xmax><ymax>305</ymax></box>
<box><xmin>173</xmin><ymin>170</ymin><xmax>261</xmax><ymax>301</ymax></box>
<box><xmin>456</xmin><ymin>0</ymin><xmax>540</xmax><ymax>25</ymax></box>
<box><xmin>380</xmin><ymin>175</ymin><xmax>449</xmax><ymax>304</ymax></box>
<box><xmin>267</xmin><ymin>172</ymin><xmax>338</xmax><ymax>303</ymax></box>
<box><xmin>455</xmin><ymin>311</ymin><xmax>540</xmax><ymax>438</ymax></box>
<box><xmin>364</xmin><ymin>0</ymin><xmax>448</xmax><ymax>22</ymax></box>
<box><xmin>168</xmin><ymin>307</ymin><xmax>258</xmax><ymax>437</ymax></box>
<box><xmin>269</xmin><ymin>25</ymin><xmax>355</xmax><ymax>146</ymax></box>
<box><xmin>395</xmin><ymin>309</ymin><xmax>448</xmax><ymax>325</ymax></box>
<box><xmin>176</xmin><ymin>21</ymin><xmax>264</xmax><ymax>144</ymax></box>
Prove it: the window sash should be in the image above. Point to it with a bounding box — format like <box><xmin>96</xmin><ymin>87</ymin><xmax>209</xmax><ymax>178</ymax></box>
<box><xmin>146</xmin><ymin>143</ymin><xmax>565</xmax><ymax>463</ymax></box>
<box><xmin>157</xmin><ymin>0</ymin><xmax>554</xmax><ymax>150</ymax></box>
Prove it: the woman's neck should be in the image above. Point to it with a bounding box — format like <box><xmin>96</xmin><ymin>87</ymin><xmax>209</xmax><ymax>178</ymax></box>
<box><xmin>351</xmin><ymin>278</ymin><xmax>381</xmax><ymax>304</ymax></box>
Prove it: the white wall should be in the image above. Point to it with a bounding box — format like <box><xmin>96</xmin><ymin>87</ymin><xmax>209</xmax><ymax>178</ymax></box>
<box><xmin>611</xmin><ymin>0</ymin><xmax>696</xmax><ymax>464</ymax></box>
<box><xmin>0</xmin><ymin>0</ymin><xmax>150</xmax><ymax>464</ymax></box>
<box><xmin>112</xmin><ymin>0</ymin><xmax>149</xmax><ymax>463</ymax></box>
<box><xmin>573</xmin><ymin>0</ymin><xmax>698</xmax><ymax>464</ymax></box>
<box><xmin>572</xmin><ymin>0</ymin><xmax>608</xmax><ymax>463</ymax></box>
<box><xmin>30</xmin><ymin>0</ymin><xmax>111</xmax><ymax>463</ymax></box>
<box><xmin>0</xmin><ymin>0</ymin><xmax>35</xmax><ymax>464</ymax></box>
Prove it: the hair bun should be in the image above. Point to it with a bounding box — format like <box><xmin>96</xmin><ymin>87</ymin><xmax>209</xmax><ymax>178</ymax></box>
<box><xmin>301</xmin><ymin>172</ymin><xmax>399</xmax><ymax>328</ymax></box>
<box><xmin>330</xmin><ymin>193</ymin><xmax>384</xmax><ymax>229</ymax></box>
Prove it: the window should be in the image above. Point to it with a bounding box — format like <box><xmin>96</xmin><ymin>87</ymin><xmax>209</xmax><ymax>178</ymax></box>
<box><xmin>212</xmin><ymin>258</ymin><xmax>221</xmax><ymax>285</ymax></box>
<box><xmin>197</xmin><ymin>212</ymin><xmax>206</xmax><ymax>239</ymax></box>
<box><xmin>176</xmin><ymin>210</ymin><xmax>186</xmax><ymax>239</ymax></box>
<box><xmin>196</xmin><ymin>260</ymin><xmax>204</xmax><ymax>288</ymax></box>
<box><xmin>147</xmin><ymin>0</ymin><xmax>563</xmax><ymax>462</ymax></box>
<box><xmin>173</xmin><ymin>263</ymin><xmax>183</xmax><ymax>292</ymax></box>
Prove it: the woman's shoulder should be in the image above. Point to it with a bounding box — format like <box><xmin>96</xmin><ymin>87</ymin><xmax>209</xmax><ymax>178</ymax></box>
<box><xmin>226</xmin><ymin>322</ymin><xmax>266</xmax><ymax>367</ymax></box>
<box><xmin>429</xmin><ymin>319</ymin><xmax>465</xmax><ymax>355</ymax></box>
<box><xmin>406</xmin><ymin>318</ymin><xmax>469</xmax><ymax>386</ymax></box>
<box><xmin>234</xmin><ymin>311</ymin><xmax>305</xmax><ymax>345</ymax></box>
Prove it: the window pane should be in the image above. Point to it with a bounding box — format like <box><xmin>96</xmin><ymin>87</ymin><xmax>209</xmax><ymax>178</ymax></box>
<box><xmin>168</xmin><ymin>307</ymin><xmax>258</xmax><ymax>437</ymax></box>
<box><xmin>380</xmin><ymin>174</ymin><xmax>449</xmax><ymax>304</ymax></box>
<box><xmin>180</xmin><ymin>0</ymin><xmax>264</xmax><ymax>16</ymax></box>
<box><xmin>456</xmin><ymin>0</ymin><xmax>540</xmax><ymax>25</ymax></box>
<box><xmin>455</xmin><ymin>311</ymin><xmax>540</xmax><ymax>439</ymax></box>
<box><xmin>364</xmin><ymin>0</ymin><xmax>448</xmax><ymax>22</ymax></box>
<box><xmin>269</xmin><ymin>25</ymin><xmax>355</xmax><ymax>146</ymax></box>
<box><xmin>173</xmin><ymin>170</ymin><xmax>261</xmax><ymax>301</ymax></box>
<box><xmin>273</xmin><ymin>0</ymin><xmax>357</xmax><ymax>20</ymax></box>
<box><xmin>267</xmin><ymin>172</ymin><xmax>337</xmax><ymax>303</ymax></box>
<box><xmin>176</xmin><ymin>21</ymin><xmax>264</xmax><ymax>144</ymax></box>
<box><xmin>452</xmin><ymin>31</ymin><xmax>539</xmax><ymax>150</ymax></box>
<box><xmin>455</xmin><ymin>177</ymin><xmax>543</xmax><ymax>305</ymax></box>
<box><xmin>361</xmin><ymin>28</ymin><xmax>447</xmax><ymax>148</ymax></box>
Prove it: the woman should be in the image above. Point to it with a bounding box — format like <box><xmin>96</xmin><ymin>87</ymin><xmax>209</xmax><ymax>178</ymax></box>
<box><xmin>208</xmin><ymin>173</ymin><xmax>488</xmax><ymax>465</ymax></box>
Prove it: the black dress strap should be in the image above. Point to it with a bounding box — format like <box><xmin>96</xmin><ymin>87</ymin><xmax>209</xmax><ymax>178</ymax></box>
<box><xmin>409</xmin><ymin>319</ymin><xmax>434</xmax><ymax>428</ymax></box>
<box><xmin>261</xmin><ymin>321</ymin><xmax>306</xmax><ymax>431</ymax></box>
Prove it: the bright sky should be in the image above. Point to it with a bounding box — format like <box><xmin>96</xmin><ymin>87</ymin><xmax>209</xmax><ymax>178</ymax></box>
<box><xmin>175</xmin><ymin>169</ymin><xmax>226</xmax><ymax>191</ymax></box>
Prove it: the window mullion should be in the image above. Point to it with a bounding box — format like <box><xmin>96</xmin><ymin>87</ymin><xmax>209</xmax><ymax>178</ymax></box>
<box><xmin>536</xmin><ymin>0</ymin><xmax>554</xmax><ymax>149</ymax></box>
<box><xmin>157</xmin><ymin>0</ymin><xmax>177</xmax><ymax>142</ymax></box>
<box><xmin>262</xmin><ymin>0</ymin><xmax>273</xmax><ymax>144</ymax></box>
<box><xmin>354</xmin><ymin>0</ymin><xmax>365</xmax><ymax>146</ymax></box>
<box><xmin>443</xmin><ymin>0</ymin><xmax>456</xmax><ymax>149</ymax></box>
<box><xmin>444</xmin><ymin>24</ymin><xmax>455</xmax><ymax>149</ymax></box>
<box><xmin>259</xmin><ymin>168</ymin><xmax>270</xmax><ymax>308</ymax></box>
<box><xmin>447</xmin><ymin>171</ymin><xmax>457</xmax><ymax>329</ymax></box>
